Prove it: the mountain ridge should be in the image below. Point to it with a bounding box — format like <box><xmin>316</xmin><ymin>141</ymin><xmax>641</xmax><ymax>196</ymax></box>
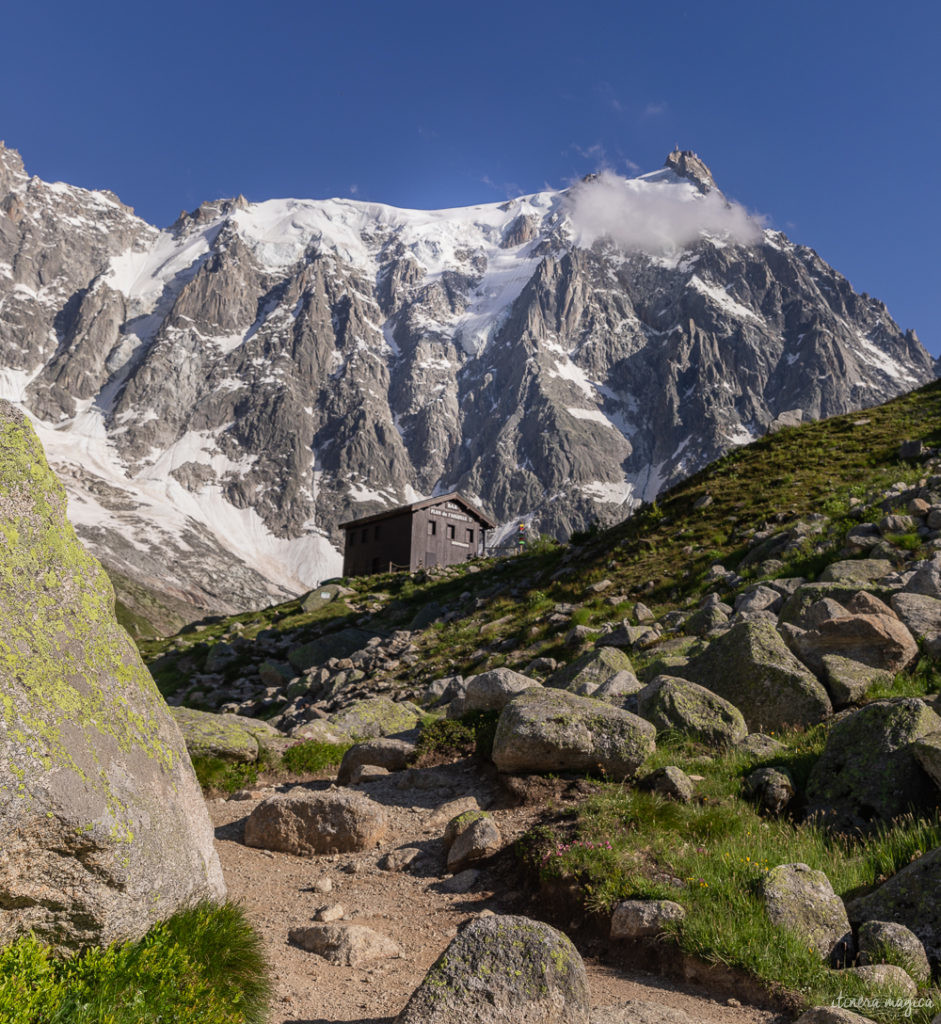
<box><xmin>0</xmin><ymin>141</ymin><xmax>934</xmax><ymax>630</ymax></box>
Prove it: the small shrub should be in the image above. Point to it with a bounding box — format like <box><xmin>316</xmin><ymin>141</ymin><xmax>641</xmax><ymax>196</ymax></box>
<box><xmin>191</xmin><ymin>756</ymin><xmax>259</xmax><ymax>795</ymax></box>
<box><xmin>281</xmin><ymin>740</ymin><xmax>351</xmax><ymax>774</ymax></box>
<box><xmin>412</xmin><ymin>718</ymin><xmax>476</xmax><ymax>761</ymax></box>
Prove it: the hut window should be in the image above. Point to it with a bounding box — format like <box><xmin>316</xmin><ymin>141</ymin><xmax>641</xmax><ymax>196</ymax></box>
<box><xmin>466</xmin><ymin>528</ymin><xmax>474</xmax><ymax>543</ymax></box>
<box><xmin>446</xmin><ymin>524</ymin><xmax>455</xmax><ymax>539</ymax></box>
<box><xmin>374</xmin><ymin>525</ymin><xmax>380</xmax><ymax>539</ymax></box>
<box><xmin>428</xmin><ymin>520</ymin><xmax>436</xmax><ymax>536</ymax></box>
<box><xmin>361</xmin><ymin>529</ymin><xmax>368</xmax><ymax>542</ymax></box>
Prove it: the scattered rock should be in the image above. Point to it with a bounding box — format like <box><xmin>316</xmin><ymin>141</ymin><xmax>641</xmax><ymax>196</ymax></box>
<box><xmin>379</xmin><ymin>847</ymin><xmax>422</xmax><ymax>873</ymax></box>
<box><xmin>639</xmin><ymin>766</ymin><xmax>694</xmax><ymax>803</ymax></box>
<box><xmin>491</xmin><ymin>688</ymin><xmax>656</xmax><ymax>780</ymax></box>
<box><xmin>445</xmin><ymin>812</ymin><xmax>502</xmax><ymax>871</ymax></box>
<box><xmin>794</xmin><ymin>1009</ymin><xmax>880</xmax><ymax>1024</ymax></box>
<box><xmin>913</xmin><ymin>728</ymin><xmax>941</xmax><ymax>788</ymax></box>
<box><xmin>820</xmin><ymin>655</ymin><xmax>893</xmax><ymax>708</ymax></box>
<box><xmin>819</xmin><ymin>560</ymin><xmax>894</xmax><ymax>585</ymax></box>
<box><xmin>337</xmin><ymin>737</ymin><xmax>415</xmax><ymax>785</ymax></box>
<box><xmin>314</xmin><ymin>903</ymin><xmax>345</xmax><ymax>922</ymax></box>
<box><xmin>395</xmin><ymin>915</ymin><xmax>589</xmax><ymax>1024</ymax></box>
<box><xmin>838</xmin><ymin>964</ymin><xmax>917</xmax><ymax>998</ymax></box>
<box><xmin>547</xmin><ymin>647</ymin><xmax>635</xmax><ymax>696</ymax></box>
<box><xmin>633</xmin><ymin>675</ymin><xmax>747</xmax><ymax>747</ymax></box>
<box><xmin>760</xmin><ymin>863</ymin><xmax>853</xmax><ymax>965</ymax></box>
<box><xmin>610</xmin><ymin>900</ymin><xmax>686</xmax><ymax>939</ymax></box>
<box><xmin>288</xmin><ymin>922</ymin><xmax>401</xmax><ymax>965</ymax></box>
<box><xmin>685</xmin><ymin>621</ymin><xmax>832</xmax><ymax>731</ymax></box>
<box><xmin>438</xmin><ymin>868</ymin><xmax>482</xmax><ymax>893</ymax></box>
<box><xmin>170</xmin><ymin>706</ymin><xmax>277</xmax><ymax>762</ymax></box>
<box><xmin>738</xmin><ymin>733</ymin><xmax>786</xmax><ymax>758</ymax></box>
<box><xmin>857</xmin><ymin>920</ymin><xmax>931</xmax><ymax>984</ymax></box>
<box><xmin>457</xmin><ymin>668</ymin><xmax>541</xmax><ymax>715</ymax></box>
<box><xmin>745</xmin><ymin>767</ymin><xmax>795</xmax><ymax>814</ymax></box>
<box><xmin>328</xmin><ymin>696</ymin><xmax>420</xmax><ymax>740</ymax></box>
<box><xmin>790</xmin><ymin>613</ymin><xmax>918</xmax><ymax>676</ymax></box>
<box><xmin>244</xmin><ymin>787</ymin><xmax>388</xmax><ymax>855</ymax></box>
<box><xmin>805</xmin><ymin>699</ymin><xmax>941</xmax><ymax>830</ymax></box>
<box><xmin>590</xmin><ymin>1001</ymin><xmax>696</xmax><ymax>1024</ymax></box>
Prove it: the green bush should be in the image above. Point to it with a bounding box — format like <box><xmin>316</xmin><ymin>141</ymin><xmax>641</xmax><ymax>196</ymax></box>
<box><xmin>191</xmin><ymin>756</ymin><xmax>260</xmax><ymax>795</ymax></box>
<box><xmin>412</xmin><ymin>717</ymin><xmax>476</xmax><ymax>760</ymax></box>
<box><xmin>0</xmin><ymin>902</ymin><xmax>270</xmax><ymax>1024</ymax></box>
<box><xmin>281</xmin><ymin>739</ymin><xmax>351</xmax><ymax>774</ymax></box>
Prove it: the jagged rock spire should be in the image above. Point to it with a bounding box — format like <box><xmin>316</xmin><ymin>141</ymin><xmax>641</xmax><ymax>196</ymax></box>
<box><xmin>665</xmin><ymin>148</ymin><xmax>716</xmax><ymax>194</ymax></box>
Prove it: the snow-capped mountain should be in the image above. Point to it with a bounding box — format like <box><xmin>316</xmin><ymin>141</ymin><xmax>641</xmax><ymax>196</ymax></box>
<box><xmin>0</xmin><ymin>142</ymin><xmax>934</xmax><ymax>629</ymax></box>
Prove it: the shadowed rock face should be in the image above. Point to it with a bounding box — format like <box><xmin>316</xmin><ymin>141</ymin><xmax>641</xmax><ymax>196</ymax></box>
<box><xmin>0</xmin><ymin>140</ymin><xmax>934</xmax><ymax>621</ymax></box>
<box><xmin>0</xmin><ymin>400</ymin><xmax>224</xmax><ymax>951</ymax></box>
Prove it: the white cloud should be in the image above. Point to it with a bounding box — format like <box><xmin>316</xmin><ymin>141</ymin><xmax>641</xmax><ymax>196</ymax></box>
<box><xmin>566</xmin><ymin>170</ymin><xmax>763</xmax><ymax>255</ymax></box>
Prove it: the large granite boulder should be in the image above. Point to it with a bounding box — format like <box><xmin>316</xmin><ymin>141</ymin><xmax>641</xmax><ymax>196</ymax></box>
<box><xmin>857</xmin><ymin>920</ymin><xmax>931</xmax><ymax>984</ymax></box>
<box><xmin>455</xmin><ymin>668</ymin><xmax>541</xmax><ymax>715</ymax></box>
<box><xmin>805</xmin><ymin>699</ymin><xmax>941</xmax><ymax>831</ymax></box>
<box><xmin>0</xmin><ymin>402</ymin><xmax>224</xmax><ymax>950</ymax></box>
<box><xmin>547</xmin><ymin>647</ymin><xmax>635</xmax><ymax>696</ymax></box>
<box><xmin>395</xmin><ymin>915</ymin><xmax>589</xmax><ymax>1024</ymax></box>
<box><xmin>685</xmin><ymin>621</ymin><xmax>832</xmax><ymax>731</ymax></box>
<box><xmin>491</xmin><ymin>689</ymin><xmax>656</xmax><ymax>780</ymax></box>
<box><xmin>790</xmin><ymin>613</ymin><xmax>918</xmax><ymax>676</ymax></box>
<box><xmin>847</xmin><ymin>846</ymin><xmax>941</xmax><ymax>963</ymax></box>
<box><xmin>337</xmin><ymin>737</ymin><xmax>415</xmax><ymax>785</ymax></box>
<box><xmin>633</xmin><ymin>675</ymin><xmax>747</xmax><ymax>747</ymax></box>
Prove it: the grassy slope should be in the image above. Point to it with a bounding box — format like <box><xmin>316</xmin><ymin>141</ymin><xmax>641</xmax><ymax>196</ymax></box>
<box><xmin>138</xmin><ymin>379</ymin><xmax>941</xmax><ymax>1020</ymax></box>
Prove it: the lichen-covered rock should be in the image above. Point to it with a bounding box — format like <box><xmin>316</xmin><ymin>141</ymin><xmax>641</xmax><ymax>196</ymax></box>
<box><xmin>913</xmin><ymin>729</ymin><xmax>941</xmax><ymax>789</ymax></box>
<box><xmin>820</xmin><ymin>655</ymin><xmax>893</xmax><ymax>708</ymax></box>
<box><xmin>890</xmin><ymin>591</ymin><xmax>941</xmax><ymax>642</ymax></box>
<box><xmin>610</xmin><ymin>899</ymin><xmax>686</xmax><ymax>939</ymax></box>
<box><xmin>738</xmin><ymin>733</ymin><xmax>786</xmax><ymax>758</ymax></box>
<box><xmin>289</xmin><ymin>922</ymin><xmax>401</xmax><ymax>965</ymax></box>
<box><xmin>639</xmin><ymin>765</ymin><xmax>695</xmax><ymax>802</ymax></box>
<box><xmin>805</xmin><ymin>699</ymin><xmax>941</xmax><ymax>831</ymax></box>
<box><xmin>456</xmin><ymin>668</ymin><xmax>541</xmax><ymax>715</ymax></box>
<box><xmin>794</xmin><ymin>1009</ymin><xmax>880</xmax><ymax>1024</ymax></box>
<box><xmin>445</xmin><ymin>812</ymin><xmax>502</xmax><ymax>871</ymax></box>
<box><xmin>592</xmin><ymin>670</ymin><xmax>643</xmax><ymax>705</ymax></box>
<box><xmin>819</xmin><ymin>560</ymin><xmax>895</xmax><ymax>585</ymax></box>
<box><xmin>244</xmin><ymin>786</ymin><xmax>388</xmax><ymax>855</ymax></box>
<box><xmin>685</xmin><ymin>621</ymin><xmax>832</xmax><ymax>731</ymax></box>
<box><xmin>171</xmin><ymin>706</ymin><xmax>280</xmax><ymax>763</ymax></box>
<box><xmin>633</xmin><ymin>675</ymin><xmax>747</xmax><ymax>747</ymax></box>
<box><xmin>745</xmin><ymin>767</ymin><xmax>795</xmax><ymax>814</ymax></box>
<box><xmin>395</xmin><ymin>914</ymin><xmax>589</xmax><ymax>1024</ymax></box>
<box><xmin>0</xmin><ymin>402</ymin><xmax>224</xmax><ymax>950</ymax></box>
<box><xmin>547</xmin><ymin>647</ymin><xmax>634</xmax><ymax>696</ymax></box>
<box><xmin>684</xmin><ymin>603</ymin><xmax>730</xmax><ymax>637</ymax></box>
<box><xmin>290</xmin><ymin>719</ymin><xmax>351</xmax><ymax>744</ymax></box>
<box><xmin>337</xmin><ymin>737</ymin><xmax>415</xmax><ymax>785</ymax></box>
<box><xmin>491</xmin><ymin>688</ymin><xmax>656</xmax><ymax>780</ymax></box>
<box><xmin>857</xmin><ymin>920</ymin><xmax>931</xmax><ymax>984</ymax></box>
<box><xmin>328</xmin><ymin>696</ymin><xmax>420</xmax><ymax>740</ymax></box>
<box><xmin>760</xmin><ymin>863</ymin><xmax>853</xmax><ymax>965</ymax></box>
<box><xmin>847</xmin><ymin>846</ymin><xmax>941</xmax><ymax>963</ymax></box>
<box><xmin>838</xmin><ymin>965</ymin><xmax>918</xmax><ymax>998</ymax></box>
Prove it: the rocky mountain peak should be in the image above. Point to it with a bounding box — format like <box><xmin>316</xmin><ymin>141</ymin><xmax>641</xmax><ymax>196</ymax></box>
<box><xmin>0</xmin><ymin>141</ymin><xmax>27</xmax><ymax>193</ymax></box>
<box><xmin>664</xmin><ymin>148</ymin><xmax>716</xmax><ymax>193</ymax></box>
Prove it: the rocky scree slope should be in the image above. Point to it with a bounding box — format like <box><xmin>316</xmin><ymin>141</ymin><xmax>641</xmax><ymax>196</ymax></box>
<box><xmin>153</xmin><ymin>381</ymin><xmax>941</xmax><ymax>1021</ymax></box>
<box><xmin>0</xmin><ymin>141</ymin><xmax>934</xmax><ymax>631</ymax></box>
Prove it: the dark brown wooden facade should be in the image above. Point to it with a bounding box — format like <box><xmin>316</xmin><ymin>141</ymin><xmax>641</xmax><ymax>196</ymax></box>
<box><xmin>339</xmin><ymin>492</ymin><xmax>496</xmax><ymax>577</ymax></box>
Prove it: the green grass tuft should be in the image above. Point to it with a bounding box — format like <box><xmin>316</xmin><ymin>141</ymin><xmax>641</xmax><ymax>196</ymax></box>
<box><xmin>280</xmin><ymin>739</ymin><xmax>351</xmax><ymax>774</ymax></box>
<box><xmin>0</xmin><ymin>902</ymin><xmax>270</xmax><ymax>1024</ymax></box>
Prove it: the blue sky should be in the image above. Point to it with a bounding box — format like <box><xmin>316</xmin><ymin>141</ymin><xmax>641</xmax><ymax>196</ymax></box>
<box><xmin>2</xmin><ymin>0</ymin><xmax>938</xmax><ymax>353</ymax></box>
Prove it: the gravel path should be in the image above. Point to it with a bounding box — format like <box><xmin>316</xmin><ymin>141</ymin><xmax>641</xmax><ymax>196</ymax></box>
<box><xmin>209</xmin><ymin>760</ymin><xmax>790</xmax><ymax>1024</ymax></box>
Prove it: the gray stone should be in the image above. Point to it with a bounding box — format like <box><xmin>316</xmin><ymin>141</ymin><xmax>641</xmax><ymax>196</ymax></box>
<box><xmin>328</xmin><ymin>696</ymin><xmax>420</xmax><ymax>740</ymax></box>
<box><xmin>590</xmin><ymin>1002</ymin><xmax>696</xmax><ymax>1024</ymax></box>
<box><xmin>820</xmin><ymin>655</ymin><xmax>893</xmax><ymax>708</ymax></box>
<box><xmin>838</xmin><ymin>965</ymin><xmax>917</xmax><ymax>997</ymax></box>
<box><xmin>547</xmin><ymin>646</ymin><xmax>635</xmax><ymax>696</ymax></box>
<box><xmin>890</xmin><ymin>591</ymin><xmax>941</xmax><ymax>641</ymax></box>
<box><xmin>300</xmin><ymin>584</ymin><xmax>350</xmax><ymax>613</ymax></box>
<box><xmin>337</xmin><ymin>737</ymin><xmax>415</xmax><ymax>785</ymax></box>
<box><xmin>913</xmin><ymin>728</ymin><xmax>941</xmax><ymax>789</ymax></box>
<box><xmin>379</xmin><ymin>847</ymin><xmax>422</xmax><ymax>872</ymax></box>
<box><xmin>685</xmin><ymin>621</ymin><xmax>832</xmax><ymax>731</ymax></box>
<box><xmin>439</xmin><ymin>869</ymin><xmax>482</xmax><ymax>893</ymax></box>
<box><xmin>847</xmin><ymin>846</ymin><xmax>941</xmax><ymax>963</ymax></box>
<box><xmin>639</xmin><ymin>766</ymin><xmax>694</xmax><ymax>803</ymax></box>
<box><xmin>760</xmin><ymin>863</ymin><xmax>853</xmax><ymax>965</ymax></box>
<box><xmin>491</xmin><ymin>688</ymin><xmax>656</xmax><ymax>781</ymax></box>
<box><xmin>395</xmin><ymin>915</ymin><xmax>589</xmax><ymax>1024</ymax></box>
<box><xmin>244</xmin><ymin>787</ymin><xmax>388</xmax><ymax>855</ymax></box>
<box><xmin>0</xmin><ymin>403</ymin><xmax>224</xmax><ymax>951</ymax></box>
<box><xmin>609</xmin><ymin>899</ymin><xmax>686</xmax><ymax>939</ymax></box>
<box><xmin>446</xmin><ymin>814</ymin><xmax>502</xmax><ymax>871</ymax></box>
<box><xmin>805</xmin><ymin>699</ymin><xmax>941</xmax><ymax>831</ymax></box>
<box><xmin>734</xmin><ymin>584</ymin><xmax>783</xmax><ymax>616</ymax></box>
<box><xmin>794</xmin><ymin>1010</ymin><xmax>880</xmax><ymax>1024</ymax></box>
<box><xmin>633</xmin><ymin>675</ymin><xmax>747</xmax><ymax>747</ymax></box>
<box><xmin>171</xmin><ymin>706</ymin><xmax>279</xmax><ymax>763</ymax></box>
<box><xmin>738</xmin><ymin>733</ymin><xmax>786</xmax><ymax>758</ymax></box>
<box><xmin>593</xmin><ymin>670</ymin><xmax>644</xmax><ymax>705</ymax></box>
<box><xmin>684</xmin><ymin>603</ymin><xmax>730</xmax><ymax>637</ymax></box>
<box><xmin>857</xmin><ymin>920</ymin><xmax>931</xmax><ymax>984</ymax></box>
<box><xmin>904</xmin><ymin>554</ymin><xmax>941</xmax><ymax>599</ymax></box>
<box><xmin>289</xmin><ymin>922</ymin><xmax>401</xmax><ymax>965</ymax></box>
<box><xmin>745</xmin><ymin>767</ymin><xmax>795</xmax><ymax>814</ymax></box>
<box><xmin>819</xmin><ymin>560</ymin><xmax>894</xmax><ymax>584</ymax></box>
<box><xmin>458</xmin><ymin>668</ymin><xmax>541</xmax><ymax>714</ymax></box>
